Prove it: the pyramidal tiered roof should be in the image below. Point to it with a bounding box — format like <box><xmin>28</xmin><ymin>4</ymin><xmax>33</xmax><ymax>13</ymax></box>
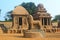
<box><xmin>33</xmin><ymin>4</ymin><xmax>52</xmax><ymax>19</ymax></box>
<box><xmin>37</xmin><ymin>4</ymin><xmax>47</xmax><ymax>13</ymax></box>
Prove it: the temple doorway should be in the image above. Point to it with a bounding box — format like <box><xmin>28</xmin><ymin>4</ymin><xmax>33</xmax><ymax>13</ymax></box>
<box><xmin>19</xmin><ymin>17</ymin><xmax>22</xmax><ymax>25</ymax></box>
<box><xmin>18</xmin><ymin>17</ymin><xmax>22</xmax><ymax>29</ymax></box>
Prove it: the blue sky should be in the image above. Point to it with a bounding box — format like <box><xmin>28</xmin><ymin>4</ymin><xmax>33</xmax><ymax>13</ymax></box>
<box><xmin>0</xmin><ymin>0</ymin><xmax>60</xmax><ymax>21</ymax></box>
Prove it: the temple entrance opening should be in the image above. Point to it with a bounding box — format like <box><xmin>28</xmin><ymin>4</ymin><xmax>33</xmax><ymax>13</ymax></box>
<box><xmin>19</xmin><ymin>17</ymin><xmax>22</xmax><ymax>25</ymax></box>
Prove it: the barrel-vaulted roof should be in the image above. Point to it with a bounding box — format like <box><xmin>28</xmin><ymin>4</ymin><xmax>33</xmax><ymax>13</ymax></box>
<box><xmin>12</xmin><ymin>6</ymin><xmax>29</xmax><ymax>15</ymax></box>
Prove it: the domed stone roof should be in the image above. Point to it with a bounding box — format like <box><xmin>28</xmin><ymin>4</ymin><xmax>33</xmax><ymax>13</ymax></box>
<box><xmin>12</xmin><ymin>6</ymin><xmax>29</xmax><ymax>15</ymax></box>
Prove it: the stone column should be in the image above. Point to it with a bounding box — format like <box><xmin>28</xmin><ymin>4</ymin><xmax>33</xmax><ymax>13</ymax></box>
<box><xmin>17</xmin><ymin>17</ymin><xmax>19</xmax><ymax>29</ymax></box>
<box><xmin>16</xmin><ymin>17</ymin><xmax>19</xmax><ymax>29</ymax></box>
<box><xmin>40</xmin><ymin>18</ymin><xmax>42</xmax><ymax>26</ymax></box>
<box><xmin>20</xmin><ymin>16</ymin><xmax>23</xmax><ymax>33</ymax></box>
<box><xmin>13</xmin><ymin>16</ymin><xmax>18</xmax><ymax>29</ymax></box>
<box><xmin>43</xmin><ymin>18</ymin><xmax>46</xmax><ymax>31</ymax></box>
<box><xmin>23</xmin><ymin>17</ymin><xmax>28</xmax><ymax>30</ymax></box>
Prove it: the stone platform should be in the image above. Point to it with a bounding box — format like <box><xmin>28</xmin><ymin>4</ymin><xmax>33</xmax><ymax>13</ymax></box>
<box><xmin>23</xmin><ymin>29</ymin><xmax>45</xmax><ymax>38</ymax></box>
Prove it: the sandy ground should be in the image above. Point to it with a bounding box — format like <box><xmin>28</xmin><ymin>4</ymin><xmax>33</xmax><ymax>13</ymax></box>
<box><xmin>0</xmin><ymin>22</ymin><xmax>60</xmax><ymax>40</ymax></box>
<box><xmin>0</xmin><ymin>34</ymin><xmax>60</xmax><ymax>40</ymax></box>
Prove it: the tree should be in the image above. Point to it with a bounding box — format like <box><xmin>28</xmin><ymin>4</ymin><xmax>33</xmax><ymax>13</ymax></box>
<box><xmin>0</xmin><ymin>9</ymin><xmax>1</xmax><ymax>15</ymax></box>
<box><xmin>0</xmin><ymin>9</ymin><xmax>1</xmax><ymax>13</ymax></box>
<box><xmin>20</xmin><ymin>2</ymin><xmax>36</xmax><ymax>15</ymax></box>
<box><xmin>5</xmin><ymin>10</ymin><xmax>12</xmax><ymax>21</ymax></box>
<box><xmin>52</xmin><ymin>15</ymin><xmax>60</xmax><ymax>22</ymax></box>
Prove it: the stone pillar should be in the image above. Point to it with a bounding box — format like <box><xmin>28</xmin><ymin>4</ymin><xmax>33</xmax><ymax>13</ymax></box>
<box><xmin>23</xmin><ymin>17</ymin><xmax>28</xmax><ymax>30</ymax></box>
<box><xmin>13</xmin><ymin>16</ymin><xmax>18</xmax><ymax>29</ymax></box>
<box><xmin>22</xmin><ymin>17</ymin><xmax>24</xmax><ymax>29</ymax></box>
<box><xmin>43</xmin><ymin>18</ymin><xmax>46</xmax><ymax>31</ymax></box>
<box><xmin>40</xmin><ymin>18</ymin><xmax>42</xmax><ymax>25</ymax></box>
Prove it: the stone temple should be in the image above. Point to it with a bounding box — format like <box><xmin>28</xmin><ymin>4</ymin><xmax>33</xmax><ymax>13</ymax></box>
<box><xmin>0</xmin><ymin>4</ymin><xmax>55</xmax><ymax>38</ymax></box>
<box><xmin>7</xmin><ymin>4</ymin><xmax>53</xmax><ymax>37</ymax></box>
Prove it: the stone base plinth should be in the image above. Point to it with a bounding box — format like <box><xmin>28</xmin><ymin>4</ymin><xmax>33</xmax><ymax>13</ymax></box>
<box><xmin>8</xmin><ymin>29</ymin><xmax>22</xmax><ymax>34</ymax></box>
<box><xmin>24</xmin><ymin>30</ymin><xmax>42</xmax><ymax>38</ymax></box>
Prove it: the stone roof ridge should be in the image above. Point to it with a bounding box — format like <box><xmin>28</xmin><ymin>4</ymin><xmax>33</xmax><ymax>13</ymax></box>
<box><xmin>37</xmin><ymin>3</ymin><xmax>47</xmax><ymax>12</ymax></box>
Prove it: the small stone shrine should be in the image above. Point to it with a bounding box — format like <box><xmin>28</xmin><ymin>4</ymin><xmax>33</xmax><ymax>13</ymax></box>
<box><xmin>8</xmin><ymin>4</ymin><xmax>52</xmax><ymax>37</ymax></box>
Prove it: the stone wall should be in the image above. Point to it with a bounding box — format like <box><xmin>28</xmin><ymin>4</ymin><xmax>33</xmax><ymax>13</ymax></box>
<box><xmin>0</xmin><ymin>22</ymin><xmax>12</xmax><ymax>29</ymax></box>
<box><xmin>52</xmin><ymin>22</ymin><xmax>58</xmax><ymax>27</ymax></box>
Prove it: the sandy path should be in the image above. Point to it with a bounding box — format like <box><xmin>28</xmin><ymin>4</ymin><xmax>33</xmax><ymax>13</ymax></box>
<box><xmin>0</xmin><ymin>34</ymin><xmax>60</xmax><ymax>40</ymax></box>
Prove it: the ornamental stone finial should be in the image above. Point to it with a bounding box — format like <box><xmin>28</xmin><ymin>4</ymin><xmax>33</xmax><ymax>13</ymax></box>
<box><xmin>37</xmin><ymin>3</ymin><xmax>47</xmax><ymax>12</ymax></box>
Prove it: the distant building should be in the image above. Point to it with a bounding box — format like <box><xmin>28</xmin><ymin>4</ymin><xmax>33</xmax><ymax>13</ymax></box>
<box><xmin>52</xmin><ymin>20</ymin><xmax>60</xmax><ymax>28</ymax></box>
<box><xmin>52</xmin><ymin>22</ymin><xmax>58</xmax><ymax>28</ymax></box>
<box><xmin>58</xmin><ymin>20</ymin><xmax>60</xmax><ymax>28</ymax></box>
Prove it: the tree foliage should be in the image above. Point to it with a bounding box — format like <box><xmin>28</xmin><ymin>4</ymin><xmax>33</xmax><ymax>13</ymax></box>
<box><xmin>0</xmin><ymin>9</ymin><xmax>1</xmax><ymax>15</ymax></box>
<box><xmin>20</xmin><ymin>2</ymin><xmax>36</xmax><ymax>15</ymax></box>
<box><xmin>5</xmin><ymin>10</ymin><xmax>12</xmax><ymax>21</ymax></box>
<box><xmin>52</xmin><ymin>15</ymin><xmax>60</xmax><ymax>22</ymax></box>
